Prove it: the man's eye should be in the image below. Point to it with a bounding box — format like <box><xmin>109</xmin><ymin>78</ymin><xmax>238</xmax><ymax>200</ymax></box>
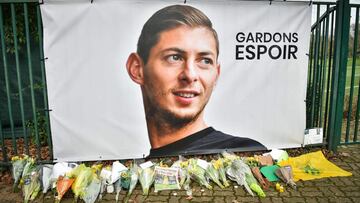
<box><xmin>201</xmin><ymin>58</ymin><xmax>213</xmax><ymax>65</ymax></box>
<box><xmin>167</xmin><ymin>55</ymin><xmax>182</xmax><ymax>62</ymax></box>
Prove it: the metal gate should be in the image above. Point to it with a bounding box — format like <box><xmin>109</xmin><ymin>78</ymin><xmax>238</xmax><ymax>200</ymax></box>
<box><xmin>307</xmin><ymin>0</ymin><xmax>360</xmax><ymax>150</ymax></box>
<box><xmin>0</xmin><ymin>0</ymin><xmax>359</xmax><ymax>165</ymax></box>
<box><xmin>0</xmin><ymin>0</ymin><xmax>52</xmax><ymax>165</ymax></box>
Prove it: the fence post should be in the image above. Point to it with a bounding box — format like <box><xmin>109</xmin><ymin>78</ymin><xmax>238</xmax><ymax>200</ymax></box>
<box><xmin>327</xmin><ymin>0</ymin><xmax>351</xmax><ymax>151</ymax></box>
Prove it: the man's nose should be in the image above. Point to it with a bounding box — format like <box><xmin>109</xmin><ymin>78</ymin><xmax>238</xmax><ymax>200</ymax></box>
<box><xmin>179</xmin><ymin>60</ymin><xmax>199</xmax><ymax>83</ymax></box>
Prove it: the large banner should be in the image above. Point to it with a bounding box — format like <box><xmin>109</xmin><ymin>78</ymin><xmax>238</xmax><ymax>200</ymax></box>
<box><xmin>41</xmin><ymin>0</ymin><xmax>311</xmax><ymax>161</ymax></box>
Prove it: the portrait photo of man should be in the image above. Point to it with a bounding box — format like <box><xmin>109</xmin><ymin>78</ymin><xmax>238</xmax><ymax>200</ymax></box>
<box><xmin>126</xmin><ymin>4</ymin><xmax>266</xmax><ymax>157</ymax></box>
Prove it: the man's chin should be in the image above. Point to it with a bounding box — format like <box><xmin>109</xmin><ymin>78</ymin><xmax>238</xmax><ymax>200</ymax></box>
<box><xmin>163</xmin><ymin>110</ymin><xmax>202</xmax><ymax>127</ymax></box>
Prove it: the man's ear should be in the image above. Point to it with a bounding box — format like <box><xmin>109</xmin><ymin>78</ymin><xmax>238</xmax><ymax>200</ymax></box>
<box><xmin>126</xmin><ymin>53</ymin><xmax>144</xmax><ymax>85</ymax></box>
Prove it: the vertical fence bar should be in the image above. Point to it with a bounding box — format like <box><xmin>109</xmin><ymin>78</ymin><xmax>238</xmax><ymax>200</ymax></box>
<box><xmin>355</xmin><ymin>81</ymin><xmax>360</xmax><ymax>142</ymax></box>
<box><xmin>353</xmin><ymin>7</ymin><xmax>360</xmax><ymax>142</ymax></box>
<box><xmin>344</xmin><ymin>7</ymin><xmax>358</xmax><ymax>143</ymax></box>
<box><xmin>311</xmin><ymin>4</ymin><xmax>321</xmax><ymax>127</ymax></box>
<box><xmin>11</xmin><ymin>3</ymin><xmax>28</xmax><ymax>155</ymax></box>
<box><xmin>24</xmin><ymin>3</ymin><xmax>41</xmax><ymax>158</ymax></box>
<box><xmin>308</xmin><ymin>32</ymin><xmax>314</xmax><ymax>86</ymax></box>
<box><xmin>10</xmin><ymin>3</ymin><xmax>27</xmax><ymax>154</ymax></box>
<box><xmin>316</xmin><ymin>19</ymin><xmax>326</xmax><ymax>126</ymax></box>
<box><xmin>0</xmin><ymin>5</ymin><xmax>16</xmax><ymax>159</ymax></box>
<box><xmin>328</xmin><ymin>0</ymin><xmax>351</xmax><ymax>151</ymax></box>
<box><xmin>319</xmin><ymin>5</ymin><xmax>331</xmax><ymax>128</ymax></box>
<box><xmin>37</xmin><ymin>5</ymin><xmax>52</xmax><ymax>159</ymax></box>
<box><xmin>0</xmin><ymin>120</ymin><xmax>8</xmax><ymax>163</ymax></box>
<box><xmin>307</xmin><ymin>31</ymin><xmax>315</xmax><ymax>128</ymax></box>
<box><xmin>324</xmin><ymin>9</ymin><xmax>335</xmax><ymax>141</ymax></box>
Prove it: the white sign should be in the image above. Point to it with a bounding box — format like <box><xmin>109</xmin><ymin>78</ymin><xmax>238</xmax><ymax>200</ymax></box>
<box><xmin>41</xmin><ymin>0</ymin><xmax>311</xmax><ymax>161</ymax></box>
<box><xmin>304</xmin><ymin>128</ymin><xmax>323</xmax><ymax>145</ymax></box>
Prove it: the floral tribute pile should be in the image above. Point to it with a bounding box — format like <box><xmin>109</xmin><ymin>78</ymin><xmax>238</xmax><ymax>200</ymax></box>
<box><xmin>10</xmin><ymin>149</ymin><xmax>348</xmax><ymax>203</ymax></box>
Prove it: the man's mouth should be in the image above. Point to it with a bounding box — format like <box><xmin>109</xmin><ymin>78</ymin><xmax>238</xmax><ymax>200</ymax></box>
<box><xmin>174</xmin><ymin>92</ymin><xmax>196</xmax><ymax>98</ymax></box>
<box><xmin>172</xmin><ymin>90</ymin><xmax>200</xmax><ymax>101</ymax></box>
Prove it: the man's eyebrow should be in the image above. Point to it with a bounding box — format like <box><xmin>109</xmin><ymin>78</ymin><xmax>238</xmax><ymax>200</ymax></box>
<box><xmin>161</xmin><ymin>48</ymin><xmax>186</xmax><ymax>54</ymax></box>
<box><xmin>198</xmin><ymin>51</ymin><xmax>216</xmax><ymax>57</ymax></box>
<box><xmin>161</xmin><ymin>48</ymin><xmax>216</xmax><ymax>57</ymax></box>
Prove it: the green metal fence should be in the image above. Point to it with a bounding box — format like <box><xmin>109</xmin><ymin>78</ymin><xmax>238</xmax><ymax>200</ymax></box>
<box><xmin>0</xmin><ymin>0</ymin><xmax>52</xmax><ymax>166</ymax></box>
<box><xmin>307</xmin><ymin>0</ymin><xmax>360</xmax><ymax>150</ymax></box>
<box><xmin>0</xmin><ymin>0</ymin><xmax>359</xmax><ymax>165</ymax></box>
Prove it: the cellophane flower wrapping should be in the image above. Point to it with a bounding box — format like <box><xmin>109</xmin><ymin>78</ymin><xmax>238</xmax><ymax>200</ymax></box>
<box><xmin>121</xmin><ymin>169</ymin><xmax>131</xmax><ymax>190</ymax></box>
<box><xmin>222</xmin><ymin>152</ymin><xmax>253</xmax><ymax>196</ymax></box>
<box><xmin>11</xmin><ymin>155</ymin><xmax>27</xmax><ymax>191</ymax></box>
<box><xmin>71</xmin><ymin>164</ymin><xmax>94</xmax><ymax>201</ymax></box>
<box><xmin>55</xmin><ymin>175</ymin><xmax>74</xmax><ymax>202</ymax></box>
<box><xmin>82</xmin><ymin>176</ymin><xmax>101</xmax><ymax>203</ymax></box>
<box><xmin>139</xmin><ymin>165</ymin><xmax>155</xmax><ymax>195</ymax></box>
<box><xmin>91</xmin><ymin>163</ymin><xmax>103</xmax><ymax>177</ymax></box>
<box><xmin>114</xmin><ymin>176</ymin><xmax>122</xmax><ymax>203</ymax></box>
<box><xmin>171</xmin><ymin>156</ymin><xmax>189</xmax><ymax>187</ymax></box>
<box><xmin>251</xmin><ymin>167</ymin><xmax>271</xmax><ymax>190</ymax></box>
<box><xmin>183</xmin><ymin>171</ymin><xmax>192</xmax><ymax>197</ymax></box>
<box><xmin>23</xmin><ymin>169</ymin><xmax>41</xmax><ymax>203</ymax></box>
<box><xmin>65</xmin><ymin>163</ymin><xmax>84</xmax><ymax>178</ymax></box>
<box><xmin>207</xmin><ymin>161</ymin><xmax>224</xmax><ymax>189</ymax></box>
<box><xmin>212</xmin><ymin>159</ymin><xmax>230</xmax><ymax>187</ymax></box>
<box><xmin>111</xmin><ymin>161</ymin><xmax>127</xmax><ymax>184</ymax></box>
<box><xmin>51</xmin><ymin>162</ymin><xmax>77</xmax><ymax>190</ymax></box>
<box><xmin>178</xmin><ymin>160</ymin><xmax>192</xmax><ymax>196</ymax></box>
<box><xmin>99</xmin><ymin>165</ymin><xmax>111</xmax><ymax>200</ymax></box>
<box><xmin>187</xmin><ymin>159</ymin><xmax>212</xmax><ymax>190</ymax></box>
<box><xmin>275</xmin><ymin>166</ymin><xmax>296</xmax><ymax>189</ymax></box>
<box><xmin>171</xmin><ymin>160</ymin><xmax>185</xmax><ymax>187</ymax></box>
<box><xmin>41</xmin><ymin>164</ymin><xmax>53</xmax><ymax>194</ymax></box>
<box><xmin>245</xmin><ymin>173</ymin><xmax>266</xmax><ymax>198</ymax></box>
<box><xmin>21</xmin><ymin>157</ymin><xmax>35</xmax><ymax>183</ymax></box>
<box><xmin>127</xmin><ymin>163</ymin><xmax>139</xmax><ymax>197</ymax></box>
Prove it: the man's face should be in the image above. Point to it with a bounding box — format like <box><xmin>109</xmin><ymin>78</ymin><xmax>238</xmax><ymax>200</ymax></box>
<box><xmin>141</xmin><ymin>25</ymin><xmax>220</xmax><ymax>124</ymax></box>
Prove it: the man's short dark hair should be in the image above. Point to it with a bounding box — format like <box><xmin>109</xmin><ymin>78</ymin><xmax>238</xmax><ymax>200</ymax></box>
<box><xmin>137</xmin><ymin>4</ymin><xmax>219</xmax><ymax>65</ymax></box>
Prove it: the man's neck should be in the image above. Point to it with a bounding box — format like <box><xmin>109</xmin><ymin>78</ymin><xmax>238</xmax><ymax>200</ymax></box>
<box><xmin>147</xmin><ymin>117</ymin><xmax>207</xmax><ymax>149</ymax></box>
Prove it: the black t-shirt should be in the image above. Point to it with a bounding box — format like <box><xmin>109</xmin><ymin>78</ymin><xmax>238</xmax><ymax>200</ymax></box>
<box><xmin>148</xmin><ymin>127</ymin><xmax>267</xmax><ymax>158</ymax></box>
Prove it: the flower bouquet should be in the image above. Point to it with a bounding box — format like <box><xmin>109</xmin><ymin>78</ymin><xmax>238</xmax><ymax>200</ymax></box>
<box><xmin>138</xmin><ymin>162</ymin><xmax>155</xmax><ymax>195</ymax></box>
<box><xmin>222</xmin><ymin>152</ymin><xmax>253</xmax><ymax>196</ymax></box>
<box><xmin>206</xmin><ymin>160</ymin><xmax>224</xmax><ymax>189</ymax></box>
<box><xmin>187</xmin><ymin>159</ymin><xmax>212</xmax><ymax>190</ymax></box>
<box><xmin>82</xmin><ymin>175</ymin><xmax>101</xmax><ymax>203</ymax></box>
<box><xmin>71</xmin><ymin>164</ymin><xmax>94</xmax><ymax>201</ymax></box>
<box><xmin>212</xmin><ymin>158</ymin><xmax>230</xmax><ymax>188</ymax></box>
<box><xmin>126</xmin><ymin>162</ymin><xmax>139</xmax><ymax>198</ymax></box>
<box><xmin>55</xmin><ymin>175</ymin><xmax>74</xmax><ymax>202</ymax></box>
<box><xmin>23</xmin><ymin>169</ymin><xmax>41</xmax><ymax>203</ymax></box>
<box><xmin>275</xmin><ymin>165</ymin><xmax>296</xmax><ymax>189</ymax></box>
<box><xmin>11</xmin><ymin>155</ymin><xmax>28</xmax><ymax>191</ymax></box>
<box><xmin>245</xmin><ymin>172</ymin><xmax>266</xmax><ymax>198</ymax></box>
<box><xmin>41</xmin><ymin>164</ymin><xmax>53</xmax><ymax>194</ymax></box>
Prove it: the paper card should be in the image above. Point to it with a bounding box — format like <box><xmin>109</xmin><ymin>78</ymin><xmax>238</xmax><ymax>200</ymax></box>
<box><xmin>154</xmin><ymin>166</ymin><xmax>180</xmax><ymax>192</ymax></box>
<box><xmin>113</xmin><ymin>161</ymin><xmax>127</xmax><ymax>172</ymax></box>
<box><xmin>260</xmin><ymin>165</ymin><xmax>280</xmax><ymax>182</ymax></box>
<box><xmin>255</xmin><ymin>155</ymin><xmax>273</xmax><ymax>166</ymax></box>
<box><xmin>197</xmin><ymin>159</ymin><xmax>209</xmax><ymax>170</ymax></box>
<box><xmin>304</xmin><ymin>128</ymin><xmax>323</xmax><ymax>145</ymax></box>
<box><xmin>140</xmin><ymin>161</ymin><xmax>154</xmax><ymax>169</ymax></box>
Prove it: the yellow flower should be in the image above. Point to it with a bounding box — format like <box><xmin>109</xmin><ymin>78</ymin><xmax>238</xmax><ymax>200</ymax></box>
<box><xmin>212</xmin><ymin>159</ymin><xmax>223</xmax><ymax>170</ymax></box>
<box><xmin>180</xmin><ymin>161</ymin><xmax>189</xmax><ymax>168</ymax></box>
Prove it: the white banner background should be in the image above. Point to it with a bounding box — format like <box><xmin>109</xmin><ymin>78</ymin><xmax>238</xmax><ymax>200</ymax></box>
<box><xmin>41</xmin><ymin>0</ymin><xmax>311</xmax><ymax>161</ymax></box>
